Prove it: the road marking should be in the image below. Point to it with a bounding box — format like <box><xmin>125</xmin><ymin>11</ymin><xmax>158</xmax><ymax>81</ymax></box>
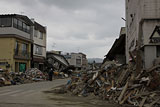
<box><xmin>0</xmin><ymin>90</ymin><xmax>22</xmax><ymax>96</ymax></box>
<box><xmin>10</xmin><ymin>90</ymin><xmax>35</xmax><ymax>97</ymax></box>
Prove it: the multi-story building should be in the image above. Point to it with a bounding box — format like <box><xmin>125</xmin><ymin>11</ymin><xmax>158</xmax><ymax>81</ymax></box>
<box><xmin>79</xmin><ymin>53</ymin><xmax>88</xmax><ymax>69</ymax></box>
<box><xmin>0</xmin><ymin>14</ymin><xmax>33</xmax><ymax>72</ymax></box>
<box><xmin>125</xmin><ymin>0</ymin><xmax>160</xmax><ymax>69</ymax></box>
<box><xmin>46</xmin><ymin>51</ymin><xmax>69</xmax><ymax>71</ymax></box>
<box><xmin>64</xmin><ymin>52</ymin><xmax>87</xmax><ymax>70</ymax></box>
<box><xmin>31</xmin><ymin>20</ymin><xmax>46</xmax><ymax>71</ymax></box>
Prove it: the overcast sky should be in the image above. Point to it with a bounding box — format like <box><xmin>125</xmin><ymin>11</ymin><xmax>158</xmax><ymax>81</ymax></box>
<box><xmin>0</xmin><ymin>0</ymin><xmax>125</xmax><ymax>58</ymax></box>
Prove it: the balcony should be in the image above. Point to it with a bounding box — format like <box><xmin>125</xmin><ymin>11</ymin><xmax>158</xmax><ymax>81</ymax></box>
<box><xmin>14</xmin><ymin>49</ymin><xmax>31</xmax><ymax>60</ymax></box>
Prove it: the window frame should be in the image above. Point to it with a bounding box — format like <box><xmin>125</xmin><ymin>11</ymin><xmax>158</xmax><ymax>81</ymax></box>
<box><xmin>39</xmin><ymin>32</ymin><xmax>43</xmax><ymax>39</ymax></box>
<box><xmin>0</xmin><ymin>17</ymin><xmax>12</xmax><ymax>27</ymax></box>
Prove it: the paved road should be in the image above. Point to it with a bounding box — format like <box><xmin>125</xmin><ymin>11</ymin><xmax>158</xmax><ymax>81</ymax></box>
<box><xmin>0</xmin><ymin>79</ymin><xmax>133</xmax><ymax>107</ymax></box>
<box><xmin>0</xmin><ymin>79</ymin><xmax>69</xmax><ymax>107</ymax></box>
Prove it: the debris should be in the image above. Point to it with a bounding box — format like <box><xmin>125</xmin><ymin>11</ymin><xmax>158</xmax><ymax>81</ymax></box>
<box><xmin>61</xmin><ymin>62</ymin><xmax>160</xmax><ymax>107</ymax></box>
<box><xmin>0</xmin><ymin>68</ymin><xmax>47</xmax><ymax>87</ymax></box>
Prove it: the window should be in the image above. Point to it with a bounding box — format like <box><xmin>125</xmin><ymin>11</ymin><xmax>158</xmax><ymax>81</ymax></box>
<box><xmin>23</xmin><ymin>23</ymin><xmax>27</xmax><ymax>32</ymax></box>
<box><xmin>76</xmin><ymin>56</ymin><xmax>81</xmax><ymax>65</ymax></box>
<box><xmin>13</xmin><ymin>18</ymin><xmax>18</xmax><ymax>28</ymax></box>
<box><xmin>0</xmin><ymin>18</ymin><xmax>12</xmax><ymax>27</ymax></box>
<box><xmin>22</xmin><ymin>43</ymin><xmax>27</xmax><ymax>55</ymax></box>
<box><xmin>34</xmin><ymin>30</ymin><xmax>38</xmax><ymax>37</ymax></box>
<box><xmin>18</xmin><ymin>20</ymin><xmax>23</xmax><ymax>30</ymax></box>
<box><xmin>39</xmin><ymin>32</ymin><xmax>43</xmax><ymax>39</ymax></box>
<box><xmin>26</xmin><ymin>25</ymin><xmax>30</xmax><ymax>33</ymax></box>
<box><xmin>13</xmin><ymin>18</ymin><xmax>30</xmax><ymax>34</ymax></box>
<box><xmin>15</xmin><ymin>41</ymin><xmax>19</xmax><ymax>55</ymax></box>
<box><xmin>15</xmin><ymin>41</ymin><xmax>19</xmax><ymax>50</ymax></box>
<box><xmin>35</xmin><ymin>45</ymin><xmax>42</xmax><ymax>55</ymax></box>
<box><xmin>76</xmin><ymin>59</ymin><xmax>81</xmax><ymax>65</ymax></box>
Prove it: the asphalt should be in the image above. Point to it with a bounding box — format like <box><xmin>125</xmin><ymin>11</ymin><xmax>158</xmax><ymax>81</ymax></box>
<box><xmin>0</xmin><ymin>79</ymin><xmax>69</xmax><ymax>107</ymax></box>
<box><xmin>0</xmin><ymin>78</ymin><xmax>134</xmax><ymax>107</ymax></box>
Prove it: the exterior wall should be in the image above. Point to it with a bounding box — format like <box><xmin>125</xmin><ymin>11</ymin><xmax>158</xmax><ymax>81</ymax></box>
<box><xmin>142</xmin><ymin>21</ymin><xmax>160</xmax><ymax>45</ymax></box>
<box><xmin>0</xmin><ymin>38</ymin><xmax>14</xmax><ymax>72</ymax></box>
<box><xmin>0</xmin><ymin>27</ymin><xmax>31</xmax><ymax>39</ymax></box>
<box><xmin>33</xmin><ymin>28</ymin><xmax>46</xmax><ymax>58</ymax></box>
<box><xmin>70</xmin><ymin>53</ymin><xmax>82</xmax><ymax>67</ymax></box>
<box><xmin>142</xmin><ymin>0</ymin><xmax>160</xmax><ymax>19</ymax></box>
<box><xmin>144</xmin><ymin>46</ymin><xmax>157</xmax><ymax>69</ymax></box>
<box><xmin>13</xmin><ymin>38</ymin><xmax>31</xmax><ymax>72</ymax></box>
<box><xmin>15</xmin><ymin>38</ymin><xmax>31</xmax><ymax>54</ymax></box>
<box><xmin>33</xmin><ymin>30</ymin><xmax>46</xmax><ymax>46</ymax></box>
<box><xmin>0</xmin><ymin>37</ymin><xmax>31</xmax><ymax>72</ymax></box>
<box><xmin>126</xmin><ymin>0</ymin><xmax>160</xmax><ymax>68</ymax></box>
<box><xmin>14</xmin><ymin>59</ymin><xmax>30</xmax><ymax>72</ymax></box>
<box><xmin>33</xmin><ymin>44</ymin><xmax>46</xmax><ymax>57</ymax></box>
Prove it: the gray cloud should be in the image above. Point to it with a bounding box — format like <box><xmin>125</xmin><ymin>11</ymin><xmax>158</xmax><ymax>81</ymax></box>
<box><xmin>0</xmin><ymin>0</ymin><xmax>125</xmax><ymax>58</ymax></box>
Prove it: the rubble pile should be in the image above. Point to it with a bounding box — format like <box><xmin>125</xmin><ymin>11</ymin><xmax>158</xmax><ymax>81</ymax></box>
<box><xmin>65</xmin><ymin>64</ymin><xmax>160</xmax><ymax>107</ymax></box>
<box><xmin>0</xmin><ymin>68</ymin><xmax>46</xmax><ymax>87</ymax></box>
<box><xmin>25</xmin><ymin>68</ymin><xmax>46</xmax><ymax>81</ymax></box>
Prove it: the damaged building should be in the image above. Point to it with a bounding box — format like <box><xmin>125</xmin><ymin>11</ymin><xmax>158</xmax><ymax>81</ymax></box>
<box><xmin>46</xmin><ymin>51</ymin><xmax>69</xmax><ymax>71</ymax></box>
<box><xmin>103</xmin><ymin>27</ymin><xmax>126</xmax><ymax>65</ymax></box>
<box><xmin>64</xmin><ymin>52</ymin><xmax>88</xmax><ymax>70</ymax></box>
<box><xmin>125</xmin><ymin>0</ymin><xmax>160</xmax><ymax>69</ymax></box>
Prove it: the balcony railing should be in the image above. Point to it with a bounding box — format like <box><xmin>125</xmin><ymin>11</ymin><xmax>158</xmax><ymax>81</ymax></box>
<box><xmin>14</xmin><ymin>49</ymin><xmax>31</xmax><ymax>60</ymax></box>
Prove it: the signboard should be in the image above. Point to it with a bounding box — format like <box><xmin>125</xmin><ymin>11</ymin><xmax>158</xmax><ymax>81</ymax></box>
<box><xmin>149</xmin><ymin>26</ymin><xmax>160</xmax><ymax>43</ymax></box>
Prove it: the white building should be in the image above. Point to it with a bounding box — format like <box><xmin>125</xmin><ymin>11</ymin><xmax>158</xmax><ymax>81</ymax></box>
<box><xmin>125</xmin><ymin>0</ymin><xmax>160</xmax><ymax>69</ymax></box>
<box><xmin>64</xmin><ymin>53</ymin><xmax>87</xmax><ymax>69</ymax></box>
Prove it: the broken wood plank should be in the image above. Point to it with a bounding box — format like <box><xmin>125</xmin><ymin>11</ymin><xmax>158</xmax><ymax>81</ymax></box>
<box><xmin>120</xmin><ymin>90</ymin><xmax>134</xmax><ymax>105</ymax></box>
<box><xmin>147</xmin><ymin>65</ymin><xmax>160</xmax><ymax>72</ymax></box>
<box><xmin>118</xmin><ymin>81</ymin><xmax>129</xmax><ymax>102</ymax></box>
<box><xmin>147</xmin><ymin>98</ymin><xmax>160</xmax><ymax>107</ymax></box>
<box><xmin>139</xmin><ymin>96</ymin><xmax>147</xmax><ymax>107</ymax></box>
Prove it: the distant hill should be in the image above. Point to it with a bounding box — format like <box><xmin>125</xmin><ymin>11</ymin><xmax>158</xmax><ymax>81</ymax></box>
<box><xmin>87</xmin><ymin>58</ymin><xmax>103</xmax><ymax>63</ymax></box>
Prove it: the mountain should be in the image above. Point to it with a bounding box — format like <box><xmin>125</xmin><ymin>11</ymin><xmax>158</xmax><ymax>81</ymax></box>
<box><xmin>87</xmin><ymin>58</ymin><xmax>103</xmax><ymax>63</ymax></box>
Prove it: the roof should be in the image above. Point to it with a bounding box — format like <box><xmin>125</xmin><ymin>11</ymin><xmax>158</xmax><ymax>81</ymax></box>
<box><xmin>119</xmin><ymin>27</ymin><xmax>126</xmax><ymax>37</ymax></box>
<box><xmin>34</xmin><ymin>21</ymin><xmax>46</xmax><ymax>33</ymax></box>
<box><xmin>47</xmin><ymin>52</ymin><xmax>69</xmax><ymax>66</ymax></box>
<box><xmin>104</xmin><ymin>34</ymin><xmax>126</xmax><ymax>61</ymax></box>
<box><xmin>0</xmin><ymin>14</ymin><xmax>33</xmax><ymax>25</ymax></box>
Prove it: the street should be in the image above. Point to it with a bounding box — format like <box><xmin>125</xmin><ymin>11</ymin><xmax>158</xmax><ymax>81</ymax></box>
<box><xmin>0</xmin><ymin>79</ymin><xmax>69</xmax><ymax>107</ymax></box>
<box><xmin>0</xmin><ymin>79</ymin><xmax>124</xmax><ymax>107</ymax></box>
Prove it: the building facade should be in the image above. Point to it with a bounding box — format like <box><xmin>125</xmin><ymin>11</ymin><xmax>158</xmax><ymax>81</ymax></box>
<box><xmin>0</xmin><ymin>14</ymin><xmax>33</xmax><ymax>72</ymax></box>
<box><xmin>64</xmin><ymin>52</ymin><xmax>87</xmax><ymax>70</ymax></box>
<box><xmin>125</xmin><ymin>0</ymin><xmax>160</xmax><ymax>69</ymax></box>
<box><xmin>31</xmin><ymin>21</ymin><xmax>46</xmax><ymax>71</ymax></box>
<box><xmin>47</xmin><ymin>51</ymin><xmax>69</xmax><ymax>71</ymax></box>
